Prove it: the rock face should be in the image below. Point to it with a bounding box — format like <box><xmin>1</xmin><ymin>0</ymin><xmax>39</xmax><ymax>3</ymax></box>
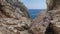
<box><xmin>30</xmin><ymin>0</ymin><xmax>60</xmax><ymax>34</ymax></box>
<box><xmin>46</xmin><ymin>0</ymin><xmax>60</xmax><ymax>34</ymax></box>
<box><xmin>0</xmin><ymin>0</ymin><xmax>31</xmax><ymax>34</ymax></box>
<box><xmin>0</xmin><ymin>0</ymin><xmax>60</xmax><ymax>34</ymax></box>
<box><xmin>30</xmin><ymin>11</ymin><xmax>51</xmax><ymax>34</ymax></box>
<box><xmin>0</xmin><ymin>18</ymin><xmax>31</xmax><ymax>34</ymax></box>
<box><xmin>48</xmin><ymin>8</ymin><xmax>60</xmax><ymax>34</ymax></box>
<box><xmin>46</xmin><ymin>0</ymin><xmax>56</xmax><ymax>11</ymax></box>
<box><xmin>0</xmin><ymin>0</ymin><xmax>30</xmax><ymax>18</ymax></box>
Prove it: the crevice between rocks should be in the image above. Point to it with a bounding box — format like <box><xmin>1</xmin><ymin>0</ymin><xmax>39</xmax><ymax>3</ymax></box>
<box><xmin>0</xmin><ymin>3</ymin><xmax>3</xmax><ymax>11</ymax></box>
<box><xmin>45</xmin><ymin>23</ymin><xmax>55</xmax><ymax>34</ymax></box>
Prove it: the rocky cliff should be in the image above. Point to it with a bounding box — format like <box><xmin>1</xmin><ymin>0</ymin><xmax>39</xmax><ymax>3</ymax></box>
<box><xmin>47</xmin><ymin>0</ymin><xmax>60</xmax><ymax>34</ymax></box>
<box><xmin>0</xmin><ymin>0</ymin><xmax>31</xmax><ymax>34</ymax></box>
<box><xmin>30</xmin><ymin>0</ymin><xmax>60</xmax><ymax>34</ymax></box>
<box><xmin>0</xmin><ymin>0</ymin><xmax>60</xmax><ymax>34</ymax></box>
<box><xmin>0</xmin><ymin>0</ymin><xmax>30</xmax><ymax>18</ymax></box>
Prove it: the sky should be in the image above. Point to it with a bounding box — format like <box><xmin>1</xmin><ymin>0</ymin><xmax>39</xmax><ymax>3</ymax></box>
<box><xmin>20</xmin><ymin>0</ymin><xmax>46</xmax><ymax>9</ymax></box>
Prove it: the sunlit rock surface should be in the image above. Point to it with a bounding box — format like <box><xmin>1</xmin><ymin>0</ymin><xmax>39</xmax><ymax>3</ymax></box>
<box><xmin>0</xmin><ymin>0</ymin><xmax>30</xmax><ymax>18</ymax></box>
<box><xmin>0</xmin><ymin>0</ymin><xmax>31</xmax><ymax>34</ymax></box>
<box><xmin>30</xmin><ymin>11</ymin><xmax>51</xmax><ymax>34</ymax></box>
<box><xmin>30</xmin><ymin>0</ymin><xmax>60</xmax><ymax>34</ymax></box>
<box><xmin>0</xmin><ymin>18</ymin><xmax>31</xmax><ymax>34</ymax></box>
<box><xmin>46</xmin><ymin>0</ymin><xmax>60</xmax><ymax>34</ymax></box>
<box><xmin>0</xmin><ymin>0</ymin><xmax>60</xmax><ymax>34</ymax></box>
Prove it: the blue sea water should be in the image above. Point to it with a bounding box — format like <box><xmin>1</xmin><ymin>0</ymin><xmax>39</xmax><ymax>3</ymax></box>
<box><xmin>28</xmin><ymin>9</ymin><xmax>45</xmax><ymax>19</ymax></box>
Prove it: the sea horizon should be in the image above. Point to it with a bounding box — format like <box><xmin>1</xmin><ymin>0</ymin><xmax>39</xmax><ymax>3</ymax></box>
<box><xmin>28</xmin><ymin>9</ymin><xmax>45</xmax><ymax>19</ymax></box>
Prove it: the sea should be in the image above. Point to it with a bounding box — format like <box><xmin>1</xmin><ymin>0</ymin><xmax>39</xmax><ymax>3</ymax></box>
<box><xmin>28</xmin><ymin>9</ymin><xmax>45</xmax><ymax>19</ymax></box>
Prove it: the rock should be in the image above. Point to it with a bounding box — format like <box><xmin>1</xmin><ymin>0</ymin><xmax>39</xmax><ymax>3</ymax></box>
<box><xmin>30</xmin><ymin>12</ymin><xmax>50</xmax><ymax>34</ymax></box>
<box><xmin>46</xmin><ymin>0</ymin><xmax>60</xmax><ymax>34</ymax></box>
<box><xmin>0</xmin><ymin>0</ymin><xmax>30</xmax><ymax>18</ymax></box>
<box><xmin>0</xmin><ymin>0</ymin><xmax>31</xmax><ymax>34</ymax></box>
<box><xmin>48</xmin><ymin>10</ymin><xmax>60</xmax><ymax>34</ymax></box>
<box><xmin>0</xmin><ymin>26</ymin><xmax>18</xmax><ymax>34</ymax></box>
<box><xmin>30</xmin><ymin>0</ymin><xmax>60</xmax><ymax>34</ymax></box>
<box><xmin>20</xmin><ymin>30</ymin><xmax>31</xmax><ymax>34</ymax></box>
<box><xmin>46</xmin><ymin>0</ymin><xmax>56</xmax><ymax>11</ymax></box>
<box><xmin>0</xmin><ymin>18</ymin><xmax>31</xmax><ymax>34</ymax></box>
<box><xmin>1</xmin><ymin>0</ymin><xmax>60</xmax><ymax>34</ymax></box>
